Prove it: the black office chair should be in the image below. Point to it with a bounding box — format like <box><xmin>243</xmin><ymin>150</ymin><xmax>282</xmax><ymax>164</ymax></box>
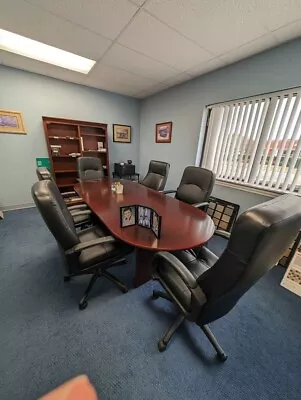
<box><xmin>36</xmin><ymin>167</ymin><xmax>91</xmax><ymax>227</ymax></box>
<box><xmin>77</xmin><ymin>157</ymin><xmax>105</xmax><ymax>181</ymax></box>
<box><xmin>140</xmin><ymin>160</ymin><xmax>170</xmax><ymax>191</ymax></box>
<box><xmin>164</xmin><ymin>166</ymin><xmax>215</xmax><ymax>209</ymax></box>
<box><xmin>151</xmin><ymin>194</ymin><xmax>301</xmax><ymax>361</ymax></box>
<box><xmin>31</xmin><ymin>180</ymin><xmax>133</xmax><ymax>310</ymax></box>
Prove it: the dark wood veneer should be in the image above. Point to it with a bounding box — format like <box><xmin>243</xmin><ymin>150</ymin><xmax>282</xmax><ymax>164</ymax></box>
<box><xmin>75</xmin><ymin>179</ymin><xmax>215</xmax><ymax>286</ymax></box>
<box><xmin>75</xmin><ymin>179</ymin><xmax>215</xmax><ymax>251</ymax></box>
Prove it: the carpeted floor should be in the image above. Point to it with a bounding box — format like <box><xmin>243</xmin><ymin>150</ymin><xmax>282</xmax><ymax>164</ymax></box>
<box><xmin>0</xmin><ymin>208</ymin><xmax>301</xmax><ymax>400</ymax></box>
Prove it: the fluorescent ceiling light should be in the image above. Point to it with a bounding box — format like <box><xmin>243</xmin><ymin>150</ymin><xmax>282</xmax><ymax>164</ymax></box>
<box><xmin>0</xmin><ymin>29</ymin><xmax>96</xmax><ymax>74</ymax></box>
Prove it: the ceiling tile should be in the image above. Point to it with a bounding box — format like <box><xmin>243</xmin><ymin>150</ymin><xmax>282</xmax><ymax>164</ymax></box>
<box><xmin>161</xmin><ymin>72</ymin><xmax>193</xmax><ymax>87</ymax></box>
<box><xmin>272</xmin><ymin>19</ymin><xmax>301</xmax><ymax>43</ymax></box>
<box><xmin>186</xmin><ymin>57</ymin><xmax>225</xmax><ymax>77</ymax></box>
<box><xmin>82</xmin><ymin>62</ymin><xmax>155</xmax><ymax>96</ymax></box>
<box><xmin>102</xmin><ymin>43</ymin><xmax>180</xmax><ymax>82</ymax></box>
<box><xmin>252</xmin><ymin>0</ymin><xmax>301</xmax><ymax>31</ymax></box>
<box><xmin>220</xmin><ymin>34</ymin><xmax>279</xmax><ymax>64</ymax></box>
<box><xmin>134</xmin><ymin>82</ymin><xmax>169</xmax><ymax>98</ymax></box>
<box><xmin>144</xmin><ymin>0</ymin><xmax>269</xmax><ymax>55</ymax></box>
<box><xmin>129</xmin><ymin>0</ymin><xmax>146</xmax><ymax>5</ymax></box>
<box><xmin>27</xmin><ymin>0</ymin><xmax>138</xmax><ymax>40</ymax></box>
<box><xmin>0</xmin><ymin>0</ymin><xmax>111</xmax><ymax>61</ymax></box>
<box><xmin>0</xmin><ymin>50</ymin><xmax>85</xmax><ymax>84</ymax></box>
<box><xmin>118</xmin><ymin>10</ymin><xmax>212</xmax><ymax>71</ymax></box>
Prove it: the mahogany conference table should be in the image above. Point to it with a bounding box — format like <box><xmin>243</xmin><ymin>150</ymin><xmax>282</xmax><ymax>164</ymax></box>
<box><xmin>74</xmin><ymin>178</ymin><xmax>215</xmax><ymax>287</ymax></box>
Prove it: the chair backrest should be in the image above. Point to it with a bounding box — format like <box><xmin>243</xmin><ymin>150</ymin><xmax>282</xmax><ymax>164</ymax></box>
<box><xmin>31</xmin><ymin>180</ymin><xmax>79</xmax><ymax>251</ymax></box>
<box><xmin>198</xmin><ymin>194</ymin><xmax>301</xmax><ymax>325</ymax></box>
<box><xmin>175</xmin><ymin>166</ymin><xmax>215</xmax><ymax>205</ymax></box>
<box><xmin>77</xmin><ymin>157</ymin><xmax>105</xmax><ymax>181</ymax></box>
<box><xmin>140</xmin><ymin>160</ymin><xmax>170</xmax><ymax>191</ymax></box>
<box><xmin>36</xmin><ymin>167</ymin><xmax>54</xmax><ymax>182</ymax></box>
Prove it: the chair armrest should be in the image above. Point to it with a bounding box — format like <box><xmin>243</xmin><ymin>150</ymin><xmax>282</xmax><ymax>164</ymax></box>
<box><xmin>162</xmin><ymin>189</ymin><xmax>176</xmax><ymax>195</ymax></box>
<box><xmin>153</xmin><ymin>251</ymin><xmax>198</xmax><ymax>289</ymax></box>
<box><xmin>215</xmin><ymin>229</ymin><xmax>231</xmax><ymax>239</ymax></box>
<box><xmin>68</xmin><ymin>204</ymin><xmax>87</xmax><ymax>211</ymax></box>
<box><xmin>66</xmin><ymin>235</ymin><xmax>116</xmax><ymax>254</ymax></box>
<box><xmin>70</xmin><ymin>210</ymin><xmax>92</xmax><ymax>217</ymax></box>
<box><xmin>192</xmin><ymin>201</ymin><xmax>209</xmax><ymax>209</ymax></box>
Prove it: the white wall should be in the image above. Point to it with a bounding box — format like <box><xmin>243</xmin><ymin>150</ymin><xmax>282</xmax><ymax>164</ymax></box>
<box><xmin>139</xmin><ymin>38</ymin><xmax>301</xmax><ymax>212</ymax></box>
<box><xmin>0</xmin><ymin>66</ymin><xmax>140</xmax><ymax>209</ymax></box>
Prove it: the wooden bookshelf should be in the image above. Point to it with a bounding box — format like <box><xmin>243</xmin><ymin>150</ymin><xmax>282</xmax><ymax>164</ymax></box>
<box><xmin>42</xmin><ymin>116</ymin><xmax>109</xmax><ymax>198</ymax></box>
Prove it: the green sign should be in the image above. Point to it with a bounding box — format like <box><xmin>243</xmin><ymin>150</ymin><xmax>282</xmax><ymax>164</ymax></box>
<box><xmin>36</xmin><ymin>157</ymin><xmax>50</xmax><ymax>170</ymax></box>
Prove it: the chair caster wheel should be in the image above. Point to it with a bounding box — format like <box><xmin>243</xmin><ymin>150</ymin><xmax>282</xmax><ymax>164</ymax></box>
<box><xmin>158</xmin><ymin>340</ymin><xmax>167</xmax><ymax>352</ymax></box>
<box><xmin>217</xmin><ymin>353</ymin><xmax>228</xmax><ymax>362</ymax></box>
<box><xmin>152</xmin><ymin>292</ymin><xmax>159</xmax><ymax>300</ymax></box>
<box><xmin>121</xmin><ymin>286</ymin><xmax>129</xmax><ymax>294</ymax></box>
<box><xmin>64</xmin><ymin>276</ymin><xmax>71</xmax><ymax>282</ymax></box>
<box><xmin>79</xmin><ymin>300</ymin><xmax>88</xmax><ymax>310</ymax></box>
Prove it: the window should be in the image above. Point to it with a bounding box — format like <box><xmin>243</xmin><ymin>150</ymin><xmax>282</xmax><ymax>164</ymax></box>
<box><xmin>202</xmin><ymin>89</ymin><xmax>301</xmax><ymax>194</ymax></box>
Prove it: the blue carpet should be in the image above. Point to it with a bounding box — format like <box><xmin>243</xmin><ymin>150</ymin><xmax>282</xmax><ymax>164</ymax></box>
<box><xmin>0</xmin><ymin>208</ymin><xmax>301</xmax><ymax>400</ymax></box>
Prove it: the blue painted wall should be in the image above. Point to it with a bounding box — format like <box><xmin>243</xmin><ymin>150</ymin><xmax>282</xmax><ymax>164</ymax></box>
<box><xmin>2</xmin><ymin>37</ymin><xmax>301</xmax><ymax>211</ymax></box>
<box><xmin>139</xmin><ymin>38</ymin><xmax>301</xmax><ymax>212</ymax></box>
<box><xmin>0</xmin><ymin>66</ymin><xmax>140</xmax><ymax>209</ymax></box>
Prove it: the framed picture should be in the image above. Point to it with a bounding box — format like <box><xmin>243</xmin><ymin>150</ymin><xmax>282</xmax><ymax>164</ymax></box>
<box><xmin>137</xmin><ymin>205</ymin><xmax>151</xmax><ymax>229</ymax></box>
<box><xmin>0</xmin><ymin>110</ymin><xmax>26</xmax><ymax>134</ymax></box>
<box><xmin>120</xmin><ymin>205</ymin><xmax>137</xmax><ymax>228</ymax></box>
<box><xmin>151</xmin><ymin>209</ymin><xmax>162</xmax><ymax>239</ymax></box>
<box><xmin>113</xmin><ymin>124</ymin><xmax>131</xmax><ymax>143</ymax></box>
<box><xmin>156</xmin><ymin>121</ymin><xmax>172</xmax><ymax>143</ymax></box>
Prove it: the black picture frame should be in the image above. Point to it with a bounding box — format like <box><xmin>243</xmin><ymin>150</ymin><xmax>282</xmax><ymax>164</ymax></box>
<box><xmin>120</xmin><ymin>205</ymin><xmax>137</xmax><ymax>228</ymax></box>
<box><xmin>120</xmin><ymin>205</ymin><xmax>162</xmax><ymax>239</ymax></box>
<box><xmin>151</xmin><ymin>209</ymin><xmax>162</xmax><ymax>239</ymax></box>
<box><xmin>137</xmin><ymin>205</ymin><xmax>152</xmax><ymax>229</ymax></box>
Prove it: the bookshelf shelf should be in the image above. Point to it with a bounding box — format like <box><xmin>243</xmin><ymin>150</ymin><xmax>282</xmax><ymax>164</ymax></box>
<box><xmin>83</xmin><ymin>150</ymin><xmax>107</xmax><ymax>153</ymax></box>
<box><xmin>52</xmin><ymin>155</ymin><xmax>80</xmax><ymax>158</ymax></box>
<box><xmin>57</xmin><ymin>183</ymin><xmax>75</xmax><ymax>188</ymax></box>
<box><xmin>43</xmin><ymin>116</ymin><xmax>110</xmax><ymax>198</ymax></box>
<box><xmin>81</xmin><ymin>133</ymin><xmax>106</xmax><ymax>137</ymax></box>
<box><xmin>54</xmin><ymin>170</ymin><xmax>77</xmax><ymax>174</ymax></box>
<box><xmin>49</xmin><ymin>136</ymin><xmax>79</xmax><ymax>140</ymax></box>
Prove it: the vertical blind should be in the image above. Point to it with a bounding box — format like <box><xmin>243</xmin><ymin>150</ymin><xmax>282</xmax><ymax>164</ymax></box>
<box><xmin>202</xmin><ymin>90</ymin><xmax>301</xmax><ymax>194</ymax></box>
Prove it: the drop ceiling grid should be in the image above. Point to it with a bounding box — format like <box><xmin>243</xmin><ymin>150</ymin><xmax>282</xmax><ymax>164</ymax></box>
<box><xmin>0</xmin><ymin>0</ymin><xmax>301</xmax><ymax>97</ymax></box>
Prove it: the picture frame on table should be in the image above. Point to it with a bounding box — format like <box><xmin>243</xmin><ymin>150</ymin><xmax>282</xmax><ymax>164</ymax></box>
<box><xmin>120</xmin><ymin>205</ymin><xmax>162</xmax><ymax>239</ymax></box>
<box><xmin>0</xmin><ymin>109</ymin><xmax>26</xmax><ymax>134</ymax></box>
<box><xmin>137</xmin><ymin>205</ymin><xmax>152</xmax><ymax>229</ymax></box>
<box><xmin>113</xmin><ymin>124</ymin><xmax>131</xmax><ymax>143</ymax></box>
<box><xmin>151</xmin><ymin>209</ymin><xmax>162</xmax><ymax>239</ymax></box>
<box><xmin>120</xmin><ymin>205</ymin><xmax>137</xmax><ymax>228</ymax></box>
<box><xmin>155</xmin><ymin>121</ymin><xmax>172</xmax><ymax>143</ymax></box>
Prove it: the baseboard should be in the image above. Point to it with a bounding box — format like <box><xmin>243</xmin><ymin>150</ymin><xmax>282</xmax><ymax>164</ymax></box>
<box><xmin>0</xmin><ymin>203</ymin><xmax>35</xmax><ymax>212</ymax></box>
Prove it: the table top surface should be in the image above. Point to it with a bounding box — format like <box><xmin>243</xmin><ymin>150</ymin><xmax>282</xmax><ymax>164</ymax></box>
<box><xmin>75</xmin><ymin>178</ymin><xmax>215</xmax><ymax>251</ymax></box>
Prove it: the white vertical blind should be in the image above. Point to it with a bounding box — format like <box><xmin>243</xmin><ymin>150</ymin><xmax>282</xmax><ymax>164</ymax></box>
<box><xmin>202</xmin><ymin>89</ymin><xmax>301</xmax><ymax>194</ymax></box>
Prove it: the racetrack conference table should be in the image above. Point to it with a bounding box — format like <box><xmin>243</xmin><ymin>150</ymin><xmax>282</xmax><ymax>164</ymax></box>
<box><xmin>75</xmin><ymin>178</ymin><xmax>215</xmax><ymax>287</ymax></box>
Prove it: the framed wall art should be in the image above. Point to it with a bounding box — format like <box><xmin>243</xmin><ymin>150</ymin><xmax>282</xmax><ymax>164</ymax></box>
<box><xmin>113</xmin><ymin>124</ymin><xmax>131</xmax><ymax>143</ymax></box>
<box><xmin>155</xmin><ymin>121</ymin><xmax>172</xmax><ymax>143</ymax></box>
<box><xmin>0</xmin><ymin>110</ymin><xmax>26</xmax><ymax>134</ymax></box>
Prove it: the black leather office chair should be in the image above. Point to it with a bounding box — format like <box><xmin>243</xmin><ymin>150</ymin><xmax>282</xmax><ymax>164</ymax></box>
<box><xmin>164</xmin><ymin>166</ymin><xmax>215</xmax><ymax>209</ymax></box>
<box><xmin>36</xmin><ymin>167</ymin><xmax>91</xmax><ymax>227</ymax></box>
<box><xmin>77</xmin><ymin>157</ymin><xmax>105</xmax><ymax>181</ymax></box>
<box><xmin>32</xmin><ymin>180</ymin><xmax>133</xmax><ymax>310</ymax></box>
<box><xmin>151</xmin><ymin>194</ymin><xmax>301</xmax><ymax>361</ymax></box>
<box><xmin>140</xmin><ymin>160</ymin><xmax>170</xmax><ymax>191</ymax></box>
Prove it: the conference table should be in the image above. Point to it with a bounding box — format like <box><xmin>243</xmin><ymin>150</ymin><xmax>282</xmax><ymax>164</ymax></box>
<box><xmin>74</xmin><ymin>178</ymin><xmax>215</xmax><ymax>287</ymax></box>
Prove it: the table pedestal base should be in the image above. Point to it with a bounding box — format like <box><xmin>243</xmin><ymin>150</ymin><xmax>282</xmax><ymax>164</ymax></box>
<box><xmin>135</xmin><ymin>248</ymin><xmax>154</xmax><ymax>287</ymax></box>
